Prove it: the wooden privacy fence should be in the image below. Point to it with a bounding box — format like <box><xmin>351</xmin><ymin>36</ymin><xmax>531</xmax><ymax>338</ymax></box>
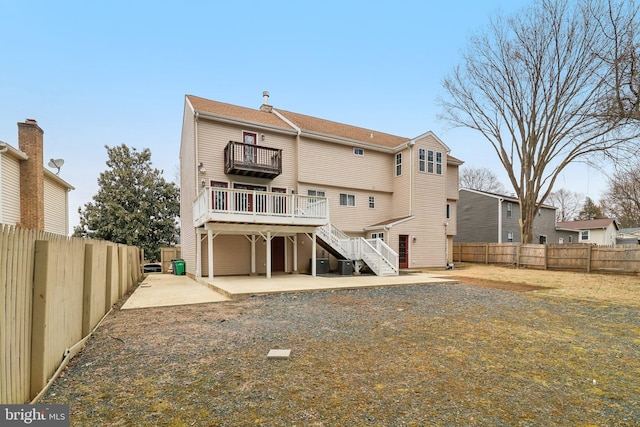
<box><xmin>453</xmin><ymin>242</ymin><xmax>640</xmax><ymax>274</ymax></box>
<box><xmin>1</xmin><ymin>225</ymin><xmax>141</xmax><ymax>404</ymax></box>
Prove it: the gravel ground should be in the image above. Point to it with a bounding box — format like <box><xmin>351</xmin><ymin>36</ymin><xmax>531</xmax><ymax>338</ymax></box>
<box><xmin>41</xmin><ymin>282</ymin><xmax>639</xmax><ymax>426</ymax></box>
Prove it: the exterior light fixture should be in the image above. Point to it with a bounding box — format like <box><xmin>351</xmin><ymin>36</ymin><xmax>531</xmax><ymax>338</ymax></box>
<box><xmin>198</xmin><ymin>162</ymin><xmax>206</xmax><ymax>174</ymax></box>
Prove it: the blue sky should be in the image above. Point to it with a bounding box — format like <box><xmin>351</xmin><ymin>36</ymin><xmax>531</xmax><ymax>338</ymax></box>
<box><xmin>0</xmin><ymin>0</ymin><xmax>607</xmax><ymax>231</ymax></box>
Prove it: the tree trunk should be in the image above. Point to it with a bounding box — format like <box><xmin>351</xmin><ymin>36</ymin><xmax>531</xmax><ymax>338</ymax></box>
<box><xmin>519</xmin><ymin>197</ymin><xmax>537</xmax><ymax>244</ymax></box>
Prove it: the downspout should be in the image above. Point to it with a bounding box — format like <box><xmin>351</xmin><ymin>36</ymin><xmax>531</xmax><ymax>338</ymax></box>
<box><xmin>194</xmin><ymin>112</ymin><xmax>200</xmax><ymax>194</ymax></box>
<box><xmin>498</xmin><ymin>198</ymin><xmax>504</xmax><ymax>243</ymax></box>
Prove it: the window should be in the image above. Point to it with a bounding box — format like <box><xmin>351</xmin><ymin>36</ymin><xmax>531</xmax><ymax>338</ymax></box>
<box><xmin>569</xmin><ymin>235</ymin><xmax>573</xmax><ymax>243</ymax></box>
<box><xmin>339</xmin><ymin>193</ymin><xmax>356</xmax><ymax>207</ymax></box>
<box><xmin>559</xmin><ymin>238</ymin><xmax>564</xmax><ymax>244</ymax></box>
<box><xmin>427</xmin><ymin>150</ymin><xmax>434</xmax><ymax>173</ymax></box>
<box><xmin>395</xmin><ymin>153</ymin><xmax>402</xmax><ymax>176</ymax></box>
<box><xmin>506</xmin><ymin>203</ymin><xmax>513</xmax><ymax>218</ymax></box>
<box><xmin>372</xmin><ymin>232</ymin><xmax>384</xmax><ymax>241</ymax></box>
<box><xmin>507</xmin><ymin>231</ymin><xmax>514</xmax><ymax>242</ymax></box>
<box><xmin>369</xmin><ymin>196</ymin><xmax>375</xmax><ymax>208</ymax></box>
<box><xmin>446</xmin><ymin>203</ymin><xmax>451</xmax><ymax>219</ymax></box>
<box><xmin>539</xmin><ymin>235</ymin><xmax>547</xmax><ymax>244</ymax></box>
<box><xmin>418</xmin><ymin>148</ymin><xmax>426</xmax><ymax>172</ymax></box>
<box><xmin>307</xmin><ymin>189</ymin><xmax>325</xmax><ymax>197</ymax></box>
<box><xmin>353</xmin><ymin>148</ymin><xmax>364</xmax><ymax>156</ymax></box>
<box><xmin>436</xmin><ymin>152</ymin><xmax>442</xmax><ymax>175</ymax></box>
<box><xmin>581</xmin><ymin>230</ymin><xmax>590</xmax><ymax>241</ymax></box>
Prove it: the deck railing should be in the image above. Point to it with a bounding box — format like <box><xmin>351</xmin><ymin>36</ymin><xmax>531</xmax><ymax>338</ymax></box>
<box><xmin>193</xmin><ymin>187</ymin><xmax>328</xmax><ymax>226</ymax></box>
<box><xmin>224</xmin><ymin>141</ymin><xmax>282</xmax><ymax>178</ymax></box>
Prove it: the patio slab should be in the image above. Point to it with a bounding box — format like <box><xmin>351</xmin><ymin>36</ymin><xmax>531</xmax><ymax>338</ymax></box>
<box><xmin>199</xmin><ymin>271</ymin><xmax>458</xmax><ymax>299</ymax></box>
<box><xmin>122</xmin><ymin>271</ymin><xmax>458</xmax><ymax>309</ymax></box>
<box><xmin>122</xmin><ymin>274</ymin><xmax>229</xmax><ymax>309</ymax></box>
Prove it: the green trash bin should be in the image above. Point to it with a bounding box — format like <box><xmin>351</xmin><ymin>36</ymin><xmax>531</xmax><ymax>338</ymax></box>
<box><xmin>172</xmin><ymin>259</ymin><xmax>186</xmax><ymax>276</ymax></box>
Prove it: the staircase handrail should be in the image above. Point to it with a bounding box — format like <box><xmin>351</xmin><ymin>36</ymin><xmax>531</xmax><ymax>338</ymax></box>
<box><xmin>359</xmin><ymin>238</ymin><xmax>399</xmax><ymax>275</ymax></box>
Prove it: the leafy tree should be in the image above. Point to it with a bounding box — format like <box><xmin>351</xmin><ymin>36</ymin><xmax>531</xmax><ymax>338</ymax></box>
<box><xmin>600</xmin><ymin>162</ymin><xmax>640</xmax><ymax>227</ymax></box>
<box><xmin>576</xmin><ymin>197</ymin><xmax>605</xmax><ymax>221</ymax></box>
<box><xmin>459</xmin><ymin>166</ymin><xmax>506</xmax><ymax>193</ymax></box>
<box><xmin>74</xmin><ymin>144</ymin><xmax>180</xmax><ymax>261</ymax></box>
<box><xmin>440</xmin><ymin>0</ymin><xmax>640</xmax><ymax>242</ymax></box>
<box><xmin>546</xmin><ymin>188</ymin><xmax>583</xmax><ymax>222</ymax></box>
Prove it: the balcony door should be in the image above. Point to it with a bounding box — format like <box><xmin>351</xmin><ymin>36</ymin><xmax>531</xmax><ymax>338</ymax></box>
<box><xmin>233</xmin><ymin>183</ymin><xmax>267</xmax><ymax>212</ymax></box>
<box><xmin>243</xmin><ymin>131</ymin><xmax>257</xmax><ymax>164</ymax></box>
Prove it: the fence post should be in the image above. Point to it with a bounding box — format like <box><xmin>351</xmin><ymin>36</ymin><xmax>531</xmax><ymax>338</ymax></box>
<box><xmin>485</xmin><ymin>244</ymin><xmax>489</xmax><ymax>264</ymax></box>
<box><xmin>587</xmin><ymin>244</ymin><xmax>592</xmax><ymax>273</ymax></box>
<box><xmin>516</xmin><ymin>244</ymin><xmax>521</xmax><ymax>268</ymax></box>
<box><xmin>543</xmin><ymin>244</ymin><xmax>548</xmax><ymax>270</ymax></box>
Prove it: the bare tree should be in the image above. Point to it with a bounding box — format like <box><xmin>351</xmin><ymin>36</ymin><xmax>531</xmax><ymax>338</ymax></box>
<box><xmin>547</xmin><ymin>188</ymin><xmax>583</xmax><ymax>222</ymax></box>
<box><xmin>440</xmin><ymin>0</ymin><xmax>640</xmax><ymax>243</ymax></box>
<box><xmin>459</xmin><ymin>166</ymin><xmax>506</xmax><ymax>193</ymax></box>
<box><xmin>600</xmin><ymin>162</ymin><xmax>640</xmax><ymax>227</ymax></box>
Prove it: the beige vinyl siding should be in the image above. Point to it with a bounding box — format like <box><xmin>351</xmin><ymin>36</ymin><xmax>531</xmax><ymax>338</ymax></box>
<box><xmin>180</xmin><ymin>101</ymin><xmax>197</xmax><ymax>275</ymax></box>
<box><xmin>446</xmin><ymin>163</ymin><xmax>459</xmax><ymax>200</ymax></box>
<box><xmin>391</xmin><ymin>147</ymin><xmax>411</xmax><ymax>219</ymax></box>
<box><xmin>446</xmin><ymin>200</ymin><xmax>457</xmax><ymax>235</ymax></box>
<box><xmin>299</xmin><ymin>184</ymin><xmax>393</xmax><ymax>233</ymax></box>
<box><xmin>405</xmin><ymin>135</ymin><xmax>449</xmax><ymax>267</ymax></box>
<box><xmin>196</xmin><ymin>119</ymin><xmax>298</xmax><ymax>190</ymax></box>
<box><xmin>1</xmin><ymin>153</ymin><xmax>21</xmax><ymax>225</ymax></box>
<box><xmin>43</xmin><ymin>176</ymin><xmax>68</xmax><ymax>235</ymax></box>
<box><xmin>298</xmin><ymin>138</ymin><xmax>393</xmax><ymax>193</ymax></box>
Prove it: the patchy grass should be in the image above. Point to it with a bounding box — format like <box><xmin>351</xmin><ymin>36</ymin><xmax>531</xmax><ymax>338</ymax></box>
<box><xmin>428</xmin><ymin>263</ymin><xmax>640</xmax><ymax>306</ymax></box>
<box><xmin>40</xmin><ymin>281</ymin><xmax>639</xmax><ymax>426</ymax></box>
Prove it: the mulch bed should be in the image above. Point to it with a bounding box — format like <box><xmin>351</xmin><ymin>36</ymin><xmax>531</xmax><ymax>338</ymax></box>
<box><xmin>41</xmin><ymin>282</ymin><xmax>639</xmax><ymax>426</ymax></box>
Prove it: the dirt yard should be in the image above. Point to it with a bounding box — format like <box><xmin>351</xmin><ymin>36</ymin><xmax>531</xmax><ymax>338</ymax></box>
<box><xmin>40</xmin><ymin>265</ymin><xmax>639</xmax><ymax>426</ymax></box>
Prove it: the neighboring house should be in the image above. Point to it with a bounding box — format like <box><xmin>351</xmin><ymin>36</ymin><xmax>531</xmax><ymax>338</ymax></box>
<box><xmin>455</xmin><ymin>188</ymin><xmax>578</xmax><ymax>244</ymax></box>
<box><xmin>179</xmin><ymin>93</ymin><xmax>462</xmax><ymax>279</ymax></box>
<box><xmin>616</xmin><ymin>227</ymin><xmax>640</xmax><ymax>245</ymax></box>
<box><xmin>0</xmin><ymin>119</ymin><xmax>74</xmax><ymax>235</ymax></box>
<box><xmin>556</xmin><ymin>219</ymin><xmax>619</xmax><ymax>245</ymax></box>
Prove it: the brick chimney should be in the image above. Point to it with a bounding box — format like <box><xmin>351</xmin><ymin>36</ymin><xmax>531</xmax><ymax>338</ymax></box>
<box><xmin>18</xmin><ymin>119</ymin><xmax>45</xmax><ymax>230</ymax></box>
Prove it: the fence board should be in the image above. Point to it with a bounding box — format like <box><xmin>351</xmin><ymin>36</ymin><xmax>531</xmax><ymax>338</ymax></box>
<box><xmin>1</xmin><ymin>224</ymin><xmax>141</xmax><ymax>404</ymax></box>
<box><xmin>454</xmin><ymin>242</ymin><xmax>640</xmax><ymax>274</ymax></box>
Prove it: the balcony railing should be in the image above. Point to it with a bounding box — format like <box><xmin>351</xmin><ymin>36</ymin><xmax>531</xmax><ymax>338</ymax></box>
<box><xmin>193</xmin><ymin>187</ymin><xmax>329</xmax><ymax>227</ymax></box>
<box><xmin>224</xmin><ymin>141</ymin><xmax>282</xmax><ymax>179</ymax></box>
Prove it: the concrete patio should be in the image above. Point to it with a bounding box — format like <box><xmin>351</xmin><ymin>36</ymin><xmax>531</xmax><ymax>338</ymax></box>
<box><xmin>122</xmin><ymin>271</ymin><xmax>458</xmax><ymax>309</ymax></box>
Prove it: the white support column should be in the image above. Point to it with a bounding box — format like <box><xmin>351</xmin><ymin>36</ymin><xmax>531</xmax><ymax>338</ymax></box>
<box><xmin>312</xmin><ymin>231</ymin><xmax>317</xmax><ymax>277</ymax></box>
<box><xmin>293</xmin><ymin>234</ymin><xmax>298</xmax><ymax>273</ymax></box>
<box><xmin>266</xmin><ymin>231</ymin><xmax>272</xmax><ymax>279</ymax></box>
<box><xmin>207</xmin><ymin>229</ymin><xmax>214</xmax><ymax>279</ymax></box>
<box><xmin>251</xmin><ymin>235</ymin><xmax>257</xmax><ymax>275</ymax></box>
<box><xmin>196</xmin><ymin>231</ymin><xmax>202</xmax><ymax>278</ymax></box>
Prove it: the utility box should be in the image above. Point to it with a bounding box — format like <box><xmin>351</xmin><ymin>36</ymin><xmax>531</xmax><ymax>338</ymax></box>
<box><xmin>310</xmin><ymin>258</ymin><xmax>329</xmax><ymax>274</ymax></box>
<box><xmin>337</xmin><ymin>260</ymin><xmax>353</xmax><ymax>275</ymax></box>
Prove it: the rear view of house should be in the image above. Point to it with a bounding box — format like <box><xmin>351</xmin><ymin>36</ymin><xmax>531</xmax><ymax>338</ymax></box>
<box><xmin>0</xmin><ymin>119</ymin><xmax>74</xmax><ymax>235</ymax></box>
<box><xmin>180</xmin><ymin>93</ymin><xmax>462</xmax><ymax>279</ymax></box>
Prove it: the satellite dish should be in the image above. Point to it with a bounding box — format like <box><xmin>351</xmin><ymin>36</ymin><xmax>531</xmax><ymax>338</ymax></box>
<box><xmin>48</xmin><ymin>158</ymin><xmax>65</xmax><ymax>175</ymax></box>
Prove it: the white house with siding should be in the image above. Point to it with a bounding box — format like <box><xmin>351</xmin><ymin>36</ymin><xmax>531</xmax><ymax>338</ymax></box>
<box><xmin>0</xmin><ymin>119</ymin><xmax>74</xmax><ymax>235</ymax></box>
<box><xmin>556</xmin><ymin>219</ymin><xmax>619</xmax><ymax>245</ymax></box>
<box><xmin>179</xmin><ymin>93</ymin><xmax>462</xmax><ymax>279</ymax></box>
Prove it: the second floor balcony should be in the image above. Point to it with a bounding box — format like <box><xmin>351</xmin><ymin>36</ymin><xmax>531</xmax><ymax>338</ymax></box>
<box><xmin>224</xmin><ymin>141</ymin><xmax>282</xmax><ymax>179</ymax></box>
